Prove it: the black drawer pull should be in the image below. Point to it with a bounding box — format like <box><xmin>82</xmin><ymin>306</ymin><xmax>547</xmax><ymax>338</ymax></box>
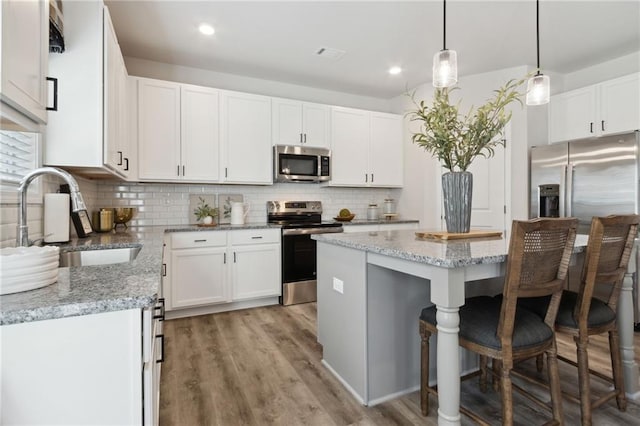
<box><xmin>194</xmin><ymin>239</ymin><xmax>207</xmax><ymax>243</ymax></box>
<box><xmin>251</xmin><ymin>236</ymin><xmax>263</xmax><ymax>239</ymax></box>
<box><xmin>156</xmin><ymin>334</ymin><xmax>165</xmax><ymax>363</ymax></box>
<box><xmin>153</xmin><ymin>298</ymin><xmax>165</xmax><ymax>321</ymax></box>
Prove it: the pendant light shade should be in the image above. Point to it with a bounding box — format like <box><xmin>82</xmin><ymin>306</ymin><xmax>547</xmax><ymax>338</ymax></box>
<box><xmin>432</xmin><ymin>0</ymin><xmax>457</xmax><ymax>88</ymax></box>
<box><xmin>526</xmin><ymin>0</ymin><xmax>550</xmax><ymax>105</ymax></box>
<box><xmin>433</xmin><ymin>49</ymin><xmax>458</xmax><ymax>88</ymax></box>
<box><xmin>526</xmin><ymin>73</ymin><xmax>550</xmax><ymax>105</ymax></box>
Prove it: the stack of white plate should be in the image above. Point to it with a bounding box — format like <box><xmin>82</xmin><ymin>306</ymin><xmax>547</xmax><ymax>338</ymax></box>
<box><xmin>0</xmin><ymin>246</ymin><xmax>60</xmax><ymax>295</ymax></box>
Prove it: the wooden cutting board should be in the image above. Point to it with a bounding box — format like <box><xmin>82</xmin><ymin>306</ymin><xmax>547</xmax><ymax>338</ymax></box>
<box><xmin>415</xmin><ymin>230</ymin><xmax>503</xmax><ymax>240</ymax></box>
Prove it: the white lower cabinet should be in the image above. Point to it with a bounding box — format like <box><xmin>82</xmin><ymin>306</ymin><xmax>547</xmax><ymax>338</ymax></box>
<box><xmin>164</xmin><ymin>229</ymin><xmax>281</xmax><ymax>312</ymax></box>
<box><xmin>230</xmin><ymin>230</ymin><xmax>281</xmax><ymax>300</ymax></box>
<box><xmin>1</xmin><ymin>305</ymin><xmax>164</xmax><ymax>425</ymax></box>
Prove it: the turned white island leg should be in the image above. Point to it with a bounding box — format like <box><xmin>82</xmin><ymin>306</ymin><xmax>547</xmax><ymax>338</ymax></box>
<box><xmin>618</xmin><ymin>263</ymin><xmax>640</xmax><ymax>399</ymax></box>
<box><xmin>431</xmin><ymin>268</ymin><xmax>465</xmax><ymax>426</ymax></box>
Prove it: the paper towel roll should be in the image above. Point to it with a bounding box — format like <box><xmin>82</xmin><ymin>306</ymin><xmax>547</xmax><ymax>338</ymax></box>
<box><xmin>44</xmin><ymin>193</ymin><xmax>70</xmax><ymax>243</ymax></box>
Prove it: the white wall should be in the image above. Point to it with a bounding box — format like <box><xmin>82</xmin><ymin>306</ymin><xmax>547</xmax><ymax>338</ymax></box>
<box><xmin>561</xmin><ymin>51</ymin><xmax>640</xmax><ymax>92</ymax></box>
<box><xmin>124</xmin><ymin>57</ymin><xmax>392</xmax><ymax>112</ymax></box>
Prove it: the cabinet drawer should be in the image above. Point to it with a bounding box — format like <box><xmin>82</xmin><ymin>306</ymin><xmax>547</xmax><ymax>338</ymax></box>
<box><xmin>171</xmin><ymin>231</ymin><xmax>227</xmax><ymax>249</ymax></box>
<box><xmin>230</xmin><ymin>229</ymin><xmax>280</xmax><ymax>245</ymax></box>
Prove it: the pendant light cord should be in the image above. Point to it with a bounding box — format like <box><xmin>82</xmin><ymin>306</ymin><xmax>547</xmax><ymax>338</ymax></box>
<box><xmin>443</xmin><ymin>0</ymin><xmax>447</xmax><ymax>50</ymax></box>
<box><xmin>536</xmin><ymin>0</ymin><xmax>541</xmax><ymax>75</ymax></box>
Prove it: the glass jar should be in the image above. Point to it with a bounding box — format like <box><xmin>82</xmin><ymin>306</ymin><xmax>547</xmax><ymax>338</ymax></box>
<box><xmin>383</xmin><ymin>199</ymin><xmax>396</xmax><ymax>215</ymax></box>
<box><xmin>367</xmin><ymin>204</ymin><xmax>380</xmax><ymax>220</ymax></box>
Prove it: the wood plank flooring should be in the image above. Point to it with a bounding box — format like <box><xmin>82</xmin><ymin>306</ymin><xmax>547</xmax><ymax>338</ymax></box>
<box><xmin>159</xmin><ymin>303</ymin><xmax>640</xmax><ymax>425</ymax></box>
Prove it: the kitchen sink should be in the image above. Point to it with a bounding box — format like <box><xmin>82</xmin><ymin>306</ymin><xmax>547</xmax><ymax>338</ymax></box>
<box><xmin>59</xmin><ymin>246</ymin><xmax>142</xmax><ymax>267</ymax></box>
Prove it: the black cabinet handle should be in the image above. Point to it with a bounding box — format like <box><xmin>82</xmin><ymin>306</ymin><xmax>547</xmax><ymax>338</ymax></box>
<box><xmin>601</xmin><ymin>120</ymin><xmax>605</xmax><ymax>132</ymax></box>
<box><xmin>117</xmin><ymin>151</ymin><xmax>123</xmax><ymax>166</ymax></box>
<box><xmin>124</xmin><ymin>158</ymin><xmax>129</xmax><ymax>171</ymax></box>
<box><xmin>300</xmin><ymin>133</ymin><xmax>303</xmax><ymax>143</ymax></box>
<box><xmin>225</xmin><ymin>167</ymin><xmax>228</xmax><ymax>178</ymax></box>
<box><xmin>194</xmin><ymin>239</ymin><xmax>207</xmax><ymax>243</ymax></box>
<box><xmin>161</xmin><ymin>263</ymin><xmax>166</xmax><ymax>277</ymax></box>
<box><xmin>251</xmin><ymin>236</ymin><xmax>263</xmax><ymax>239</ymax></box>
<box><xmin>365</xmin><ymin>174</ymin><xmax>368</xmax><ymax>183</ymax></box>
<box><xmin>46</xmin><ymin>77</ymin><xmax>58</xmax><ymax>111</ymax></box>
<box><xmin>177</xmin><ymin>165</ymin><xmax>180</xmax><ymax>176</ymax></box>
<box><xmin>303</xmin><ymin>134</ymin><xmax>307</xmax><ymax>144</ymax></box>
<box><xmin>590</xmin><ymin>122</ymin><xmax>594</xmax><ymax>133</ymax></box>
<box><xmin>371</xmin><ymin>173</ymin><xmax>374</xmax><ymax>183</ymax></box>
<box><xmin>224</xmin><ymin>253</ymin><xmax>226</xmax><ymax>264</ymax></box>
<box><xmin>233</xmin><ymin>252</ymin><xmax>237</xmax><ymax>263</ymax></box>
<box><xmin>153</xmin><ymin>298</ymin><xmax>165</xmax><ymax>321</ymax></box>
<box><xmin>156</xmin><ymin>334</ymin><xmax>165</xmax><ymax>363</ymax></box>
<box><xmin>182</xmin><ymin>165</ymin><xmax>185</xmax><ymax>176</ymax></box>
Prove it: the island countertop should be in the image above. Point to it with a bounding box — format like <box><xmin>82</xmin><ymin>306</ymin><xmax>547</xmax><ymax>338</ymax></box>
<box><xmin>313</xmin><ymin>229</ymin><xmax>588</xmax><ymax>268</ymax></box>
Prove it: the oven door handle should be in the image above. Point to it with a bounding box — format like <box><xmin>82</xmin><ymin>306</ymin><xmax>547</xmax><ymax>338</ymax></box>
<box><xmin>282</xmin><ymin>227</ymin><xmax>344</xmax><ymax>236</ymax></box>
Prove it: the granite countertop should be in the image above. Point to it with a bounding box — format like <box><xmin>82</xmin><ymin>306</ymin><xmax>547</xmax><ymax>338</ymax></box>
<box><xmin>313</xmin><ymin>229</ymin><xmax>588</xmax><ymax>268</ymax></box>
<box><xmin>0</xmin><ymin>223</ymin><xmax>280</xmax><ymax>326</ymax></box>
<box><xmin>337</xmin><ymin>219</ymin><xmax>419</xmax><ymax>226</ymax></box>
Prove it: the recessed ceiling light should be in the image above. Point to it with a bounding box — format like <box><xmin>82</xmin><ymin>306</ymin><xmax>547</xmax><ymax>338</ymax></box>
<box><xmin>389</xmin><ymin>66</ymin><xmax>402</xmax><ymax>75</ymax></box>
<box><xmin>199</xmin><ymin>24</ymin><xmax>215</xmax><ymax>36</ymax></box>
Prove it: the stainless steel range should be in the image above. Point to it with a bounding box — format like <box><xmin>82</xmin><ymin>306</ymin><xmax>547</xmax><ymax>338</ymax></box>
<box><xmin>267</xmin><ymin>201</ymin><xmax>343</xmax><ymax>305</ymax></box>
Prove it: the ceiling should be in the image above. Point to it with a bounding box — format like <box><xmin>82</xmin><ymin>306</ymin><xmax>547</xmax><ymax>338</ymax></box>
<box><xmin>105</xmin><ymin>1</ymin><xmax>640</xmax><ymax>99</ymax></box>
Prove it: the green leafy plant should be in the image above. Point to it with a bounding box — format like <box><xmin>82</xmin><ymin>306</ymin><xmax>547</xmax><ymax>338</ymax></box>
<box><xmin>407</xmin><ymin>77</ymin><xmax>527</xmax><ymax>172</ymax></box>
<box><xmin>193</xmin><ymin>196</ymin><xmax>218</xmax><ymax>221</ymax></box>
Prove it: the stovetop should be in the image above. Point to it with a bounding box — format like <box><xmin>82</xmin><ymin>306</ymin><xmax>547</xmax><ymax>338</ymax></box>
<box><xmin>266</xmin><ymin>200</ymin><xmax>342</xmax><ymax>229</ymax></box>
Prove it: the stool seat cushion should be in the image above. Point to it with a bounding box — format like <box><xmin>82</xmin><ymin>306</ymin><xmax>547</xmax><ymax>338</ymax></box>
<box><xmin>420</xmin><ymin>296</ymin><xmax>553</xmax><ymax>351</ymax></box>
<box><xmin>516</xmin><ymin>291</ymin><xmax>616</xmax><ymax>329</ymax></box>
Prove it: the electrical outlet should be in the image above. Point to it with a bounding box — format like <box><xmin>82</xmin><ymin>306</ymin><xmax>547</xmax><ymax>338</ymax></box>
<box><xmin>333</xmin><ymin>277</ymin><xmax>344</xmax><ymax>294</ymax></box>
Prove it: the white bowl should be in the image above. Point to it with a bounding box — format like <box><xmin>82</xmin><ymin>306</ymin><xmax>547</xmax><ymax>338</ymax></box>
<box><xmin>0</xmin><ymin>246</ymin><xmax>60</xmax><ymax>295</ymax></box>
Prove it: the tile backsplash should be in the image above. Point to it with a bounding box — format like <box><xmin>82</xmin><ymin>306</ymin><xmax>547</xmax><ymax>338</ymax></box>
<box><xmin>95</xmin><ymin>181</ymin><xmax>401</xmax><ymax>226</ymax></box>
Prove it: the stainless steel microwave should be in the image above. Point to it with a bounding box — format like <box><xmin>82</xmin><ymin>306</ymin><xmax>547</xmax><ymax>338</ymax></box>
<box><xmin>274</xmin><ymin>145</ymin><xmax>331</xmax><ymax>183</ymax></box>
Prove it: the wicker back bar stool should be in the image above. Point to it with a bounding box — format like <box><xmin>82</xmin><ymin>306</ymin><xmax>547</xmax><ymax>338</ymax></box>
<box><xmin>419</xmin><ymin>218</ymin><xmax>578</xmax><ymax>425</ymax></box>
<box><xmin>519</xmin><ymin>214</ymin><xmax>640</xmax><ymax>426</ymax></box>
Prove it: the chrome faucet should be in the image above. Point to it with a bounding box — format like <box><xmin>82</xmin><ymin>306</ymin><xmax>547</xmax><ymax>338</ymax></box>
<box><xmin>17</xmin><ymin>167</ymin><xmax>87</xmax><ymax>247</ymax></box>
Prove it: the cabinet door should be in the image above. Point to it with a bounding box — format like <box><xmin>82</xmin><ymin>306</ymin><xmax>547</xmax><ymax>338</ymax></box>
<box><xmin>103</xmin><ymin>8</ymin><xmax>127</xmax><ymax>176</ymax></box>
<box><xmin>600</xmin><ymin>73</ymin><xmax>640</xmax><ymax>136</ymax></box>
<box><xmin>549</xmin><ymin>86</ymin><xmax>597</xmax><ymax>143</ymax></box>
<box><xmin>220</xmin><ymin>91</ymin><xmax>272</xmax><ymax>184</ymax></box>
<box><xmin>330</xmin><ymin>107</ymin><xmax>369</xmax><ymax>186</ymax></box>
<box><xmin>369</xmin><ymin>112</ymin><xmax>403</xmax><ymax>187</ymax></box>
<box><xmin>0</xmin><ymin>0</ymin><xmax>48</xmax><ymax>123</ymax></box>
<box><xmin>302</xmin><ymin>102</ymin><xmax>330</xmax><ymax>148</ymax></box>
<box><xmin>138</xmin><ymin>79</ymin><xmax>181</xmax><ymax>180</ymax></box>
<box><xmin>181</xmin><ymin>85</ymin><xmax>220</xmax><ymax>182</ymax></box>
<box><xmin>272</xmin><ymin>98</ymin><xmax>303</xmax><ymax>145</ymax></box>
<box><xmin>170</xmin><ymin>247</ymin><xmax>228</xmax><ymax>308</ymax></box>
<box><xmin>232</xmin><ymin>244</ymin><xmax>281</xmax><ymax>300</ymax></box>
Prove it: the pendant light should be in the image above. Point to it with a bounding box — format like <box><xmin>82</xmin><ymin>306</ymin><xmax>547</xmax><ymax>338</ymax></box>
<box><xmin>432</xmin><ymin>0</ymin><xmax>457</xmax><ymax>88</ymax></box>
<box><xmin>526</xmin><ymin>0</ymin><xmax>550</xmax><ymax>105</ymax></box>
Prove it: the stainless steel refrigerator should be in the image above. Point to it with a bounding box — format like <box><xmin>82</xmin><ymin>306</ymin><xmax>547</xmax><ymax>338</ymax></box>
<box><xmin>529</xmin><ymin>130</ymin><xmax>639</xmax><ymax>321</ymax></box>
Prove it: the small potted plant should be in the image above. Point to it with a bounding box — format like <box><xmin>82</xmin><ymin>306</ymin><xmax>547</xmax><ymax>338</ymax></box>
<box><xmin>193</xmin><ymin>196</ymin><xmax>219</xmax><ymax>226</ymax></box>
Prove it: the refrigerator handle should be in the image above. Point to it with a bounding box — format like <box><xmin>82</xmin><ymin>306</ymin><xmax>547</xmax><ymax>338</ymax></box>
<box><xmin>559</xmin><ymin>165</ymin><xmax>567</xmax><ymax>217</ymax></box>
<box><xmin>566</xmin><ymin>163</ymin><xmax>574</xmax><ymax>217</ymax></box>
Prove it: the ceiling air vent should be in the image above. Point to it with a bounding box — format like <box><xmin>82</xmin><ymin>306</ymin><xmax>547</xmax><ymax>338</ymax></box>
<box><xmin>315</xmin><ymin>47</ymin><xmax>346</xmax><ymax>61</ymax></box>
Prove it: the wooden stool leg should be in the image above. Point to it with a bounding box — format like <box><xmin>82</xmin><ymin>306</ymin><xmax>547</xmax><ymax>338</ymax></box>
<box><xmin>420</xmin><ymin>329</ymin><xmax>431</xmax><ymax>416</ymax></box>
<box><xmin>546</xmin><ymin>345</ymin><xmax>564</xmax><ymax>425</ymax></box>
<box><xmin>536</xmin><ymin>354</ymin><xmax>544</xmax><ymax>373</ymax></box>
<box><xmin>493</xmin><ymin>359</ymin><xmax>501</xmax><ymax>392</ymax></box>
<box><xmin>576</xmin><ymin>335</ymin><xmax>592</xmax><ymax>426</ymax></box>
<box><xmin>479</xmin><ymin>355</ymin><xmax>488</xmax><ymax>393</ymax></box>
<box><xmin>500</xmin><ymin>363</ymin><xmax>514</xmax><ymax>426</ymax></box>
<box><xmin>609</xmin><ymin>329</ymin><xmax>627</xmax><ymax>411</ymax></box>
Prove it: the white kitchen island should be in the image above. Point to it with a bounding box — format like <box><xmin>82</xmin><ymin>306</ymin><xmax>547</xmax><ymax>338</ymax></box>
<box><xmin>314</xmin><ymin>230</ymin><xmax>638</xmax><ymax>426</ymax></box>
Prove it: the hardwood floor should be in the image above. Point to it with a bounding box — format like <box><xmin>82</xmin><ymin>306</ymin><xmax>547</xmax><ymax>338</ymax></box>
<box><xmin>159</xmin><ymin>303</ymin><xmax>640</xmax><ymax>425</ymax></box>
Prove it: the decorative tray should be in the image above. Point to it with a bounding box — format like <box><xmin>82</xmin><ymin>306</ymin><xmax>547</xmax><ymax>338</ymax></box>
<box><xmin>415</xmin><ymin>230</ymin><xmax>502</xmax><ymax>240</ymax></box>
<box><xmin>197</xmin><ymin>223</ymin><xmax>218</xmax><ymax>228</ymax></box>
<box><xmin>333</xmin><ymin>214</ymin><xmax>356</xmax><ymax>222</ymax></box>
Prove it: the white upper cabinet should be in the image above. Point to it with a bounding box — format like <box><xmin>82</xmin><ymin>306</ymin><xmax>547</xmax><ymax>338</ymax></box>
<box><xmin>549</xmin><ymin>73</ymin><xmax>640</xmax><ymax>143</ymax></box>
<box><xmin>0</xmin><ymin>0</ymin><xmax>48</xmax><ymax>123</ymax></box>
<box><xmin>272</xmin><ymin>98</ymin><xmax>330</xmax><ymax>148</ymax></box>
<box><xmin>137</xmin><ymin>79</ymin><xmax>219</xmax><ymax>182</ymax></box>
<box><xmin>137</xmin><ymin>79</ymin><xmax>181</xmax><ymax>180</ymax></box>
<box><xmin>599</xmin><ymin>73</ymin><xmax>640</xmax><ymax>136</ymax></box>
<box><xmin>180</xmin><ymin>84</ymin><xmax>220</xmax><ymax>182</ymax></box>
<box><xmin>45</xmin><ymin>2</ymin><xmax>131</xmax><ymax>178</ymax></box>
<box><xmin>369</xmin><ymin>112</ymin><xmax>403</xmax><ymax>187</ymax></box>
<box><xmin>330</xmin><ymin>106</ymin><xmax>403</xmax><ymax>187</ymax></box>
<box><xmin>220</xmin><ymin>90</ymin><xmax>272</xmax><ymax>184</ymax></box>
